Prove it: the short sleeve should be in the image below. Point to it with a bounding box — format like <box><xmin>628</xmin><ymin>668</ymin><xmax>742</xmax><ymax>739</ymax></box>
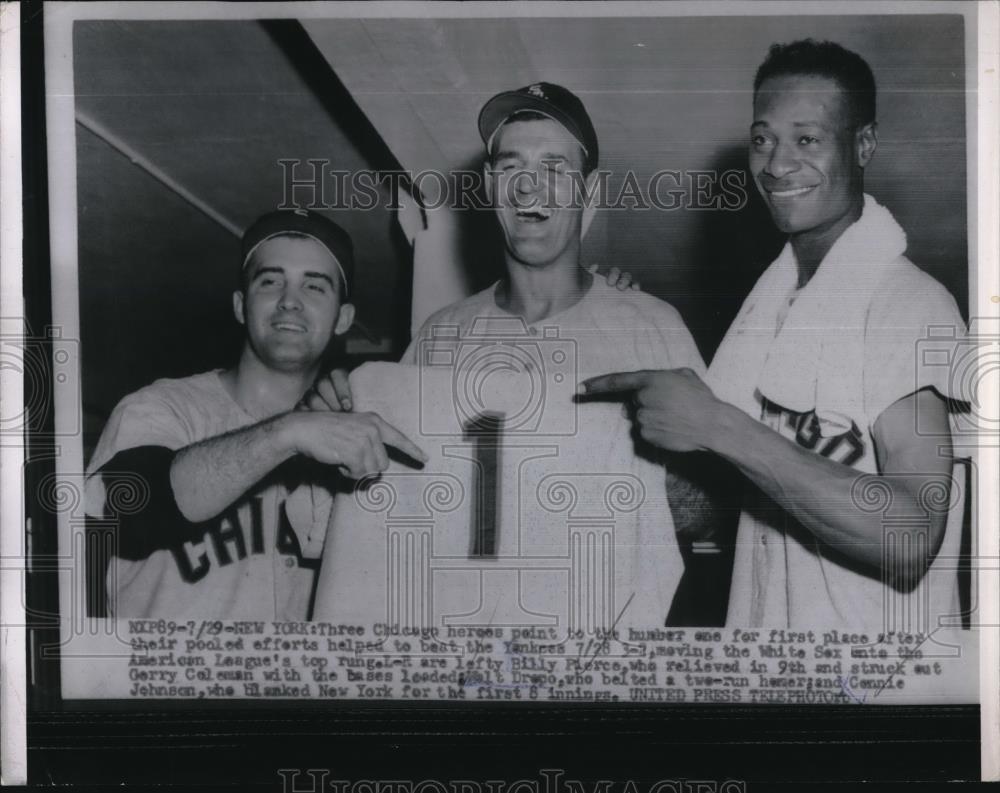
<box><xmin>399</xmin><ymin>328</ymin><xmax>422</xmax><ymax>365</ymax></box>
<box><xmin>863</xmin><ymin>267</ymin><xmax>967</xmax><ymax>423</ymax></box>
<box><xmin>638</xmin><ymin>299</ymin><xmax>707</xmax><ymax>377</ymax></box>
<box><xmin>84</xmin><ymin>386</ymin><xmax>193</xmax><ymax>518</ymax></box>
<box><xmin>400</xmin><ymin>309</ymin><xmax>450</xmax><ymax>365</ymax></box>
<box><xmin>664</xmin><ymin>319</ymin><xmax>707</xmax><ymax>376</ymax></box>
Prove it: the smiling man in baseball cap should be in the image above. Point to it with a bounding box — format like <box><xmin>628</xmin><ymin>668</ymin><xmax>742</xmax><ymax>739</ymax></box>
<box><xmin>85</xmin><ymin>208</ymin><xmax>426</xmax><ymax>620</ymax></box>
<box><xmin>394</xmin><ymin>82</ymin><xmax>716</xmax><ymax>626</ymax></box>
<box><xmin>473</xmin><ymin>82</ymin><xmax>600</xmax><ymax>282</ymax></box>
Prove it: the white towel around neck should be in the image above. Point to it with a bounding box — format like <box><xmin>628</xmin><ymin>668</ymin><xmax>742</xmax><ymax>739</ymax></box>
<box><xmin>710</xmin><ymin>194</ymin><xmax>909</xmax><ymax>436</ymax></box>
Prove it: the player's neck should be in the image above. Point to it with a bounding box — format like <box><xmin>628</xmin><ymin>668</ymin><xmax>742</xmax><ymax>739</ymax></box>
<box><xmin>224</xmin><ymin>349</ymin><xmax>318</xmax><ymax>420</ymax></box>
<box><xmin>789</xmin><ymin>195</ymin><xmax>863</xmax><ymax>288</ymax></box>
<box><xmin>498</xmin><ymin>257</ymin><xmax>592</xmax><ymax>324</ymax></box>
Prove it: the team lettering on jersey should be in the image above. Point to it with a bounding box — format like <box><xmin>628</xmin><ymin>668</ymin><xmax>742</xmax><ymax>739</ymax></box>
<box><xmin>169</xmin><ymin>496</ymin><xmax>314</xmax><ymax>583</ymax></box>
<box><xmin>762</xmin><ymin>398</ymin><xmax>866</xmax><ymax>468</ymax></box>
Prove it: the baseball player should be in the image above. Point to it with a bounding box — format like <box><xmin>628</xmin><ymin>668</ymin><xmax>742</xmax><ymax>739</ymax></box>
<box><xmin>85</xmin><ymin>209</ymin><xmax>426</xmax><ymax>619</ymax></box>
<box><xmin>392</xmin><ymin>82</ymin><xmax>718</xmax><ymax>624</ymax></box>
<box><xmin>583</xmin><ymin>41</ymin><xmax>967</xmax><ymax>630</ymax></box>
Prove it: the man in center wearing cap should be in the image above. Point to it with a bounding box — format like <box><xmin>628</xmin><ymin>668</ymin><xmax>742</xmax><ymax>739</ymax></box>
<box><xmin>399</xmin><ymin>83</ymin><xmax>716</xmax><ymax>624</ymax></box>
<box><xmin>85</xmin><ymin>210</ymin><xmax>426</xmax><ymax>619</ymax></box>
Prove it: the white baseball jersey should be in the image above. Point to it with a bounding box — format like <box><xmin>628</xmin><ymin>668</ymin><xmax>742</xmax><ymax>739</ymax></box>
<box><xmin>316</xmin><ymin>280</ymin><xmax>706</xmax><ymax>633</ymax></box>
<box><xmin>85</xmin><ymin>370</ymin><xmax>332</xmax><ymax>619</ymax></box>
<box><xmin>708</xmin><ymin>197</ymin><xmax>968</xmax><ymax>632</ymax></box>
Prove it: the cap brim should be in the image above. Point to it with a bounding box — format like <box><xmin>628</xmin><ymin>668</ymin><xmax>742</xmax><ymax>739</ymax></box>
<box><xmin>478</xmin><ymin>92</ymin><xmax>587</xmax><ymax>157</ymax></box>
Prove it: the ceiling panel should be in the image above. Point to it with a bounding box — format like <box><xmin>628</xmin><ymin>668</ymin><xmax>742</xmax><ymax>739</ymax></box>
<box><xmin>74</xmin><ymin>19</ymin><xmax>407</xmax><ymax>349</ymax></box>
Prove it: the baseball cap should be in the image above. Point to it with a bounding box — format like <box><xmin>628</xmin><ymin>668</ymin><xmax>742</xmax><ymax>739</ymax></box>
<box><xmin>478</xmin><ymin>82</ymin><xmax>599</xmax><ymax>172</ymax></box>
<box><xmin>241</xmin><ymin>209</ymin><xmax>353</xmax><ymax>296</ymax></box>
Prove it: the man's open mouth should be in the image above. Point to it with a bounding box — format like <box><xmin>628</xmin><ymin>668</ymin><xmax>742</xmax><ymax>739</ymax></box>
<box><xmin>514</xmin><ymin>204</ymin><xmax>553</xmax><ymax>223</ymax></box>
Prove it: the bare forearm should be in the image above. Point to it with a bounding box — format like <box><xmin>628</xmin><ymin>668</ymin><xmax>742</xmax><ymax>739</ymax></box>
<box><xmin>579</xmin><ymin>369</ymin><xmax>952</xmax><ymax>585</ymax></box>
<box><xmin>706</xmin><ymin>403</ymin><xmax>935</xmax><ymax>577</ymax></box>
<box><xmin>169</xmin><ymin>413</ymin><xmax>296</xmax><ymax>522</ymax></box>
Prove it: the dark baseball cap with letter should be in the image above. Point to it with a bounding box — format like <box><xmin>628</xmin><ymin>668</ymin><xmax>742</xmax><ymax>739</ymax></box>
<box><xmin>478</xmin><ymin>82</ymin><xmax>599</xmax><ymax>172</ymax></box>
<box><xmin>241</xmin><ymin>209</ymin><xmax>353</xmax><ymax>296</ymax></box>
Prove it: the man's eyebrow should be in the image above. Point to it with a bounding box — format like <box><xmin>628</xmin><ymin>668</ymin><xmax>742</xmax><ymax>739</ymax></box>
<box><xmin>493</xmin><ymin>150</ymin><xmax>521</xmax><ymax>161</ymax></box>
<box><xmin>251</xmin><ymin>266</ymin><xmax>335</xmax><ymax>288</ymax></box>
<box><xmin>250</xmin><ymin>265</ymin><xmax>284</xmax><ymax>280</ymax></box>
<box><xmin>303</xmin><ymin>271</ymin><xmax>336</xmax><ymax>287</ymax></box>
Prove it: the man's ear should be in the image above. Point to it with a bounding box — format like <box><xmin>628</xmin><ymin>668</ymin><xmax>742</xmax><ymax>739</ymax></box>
<box><xmin>856</xmin><ymin>121</ymin><xmax>878</xmax><ymax>168</ymax></box>
<box><xmin>483</xmin><ymin>161</ymin><xmax>497</xmax><ymax>204</ymax></box>
<box><xmin>334</xmin><ymin>303</ymin><xmax>356</xmax><ymax>336</ymax></box>
<box><xmin>581</xmin><ymin>170</ymin><xmax>601</xmax><ymax>240</ymax></box>
<box><xmin>232</xmin><ymin>290</ymin><xmax>246</xmax><ymax>326</ymax></box>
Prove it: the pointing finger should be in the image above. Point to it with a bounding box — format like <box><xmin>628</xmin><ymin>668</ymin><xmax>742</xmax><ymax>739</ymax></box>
<box><xmin>579</xmin><ymin>370</ymin><xmax>652</xmax><ymax>395</ymax></box>
<box><xmin>373</xmin><ymin>416</ymin><xmax>429</xmax><ymax>463</ymax></box>
<box><xmin>369</xmin><ymin>433</ymin><xmax>390</xmax><ymax>473</ymax></box>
